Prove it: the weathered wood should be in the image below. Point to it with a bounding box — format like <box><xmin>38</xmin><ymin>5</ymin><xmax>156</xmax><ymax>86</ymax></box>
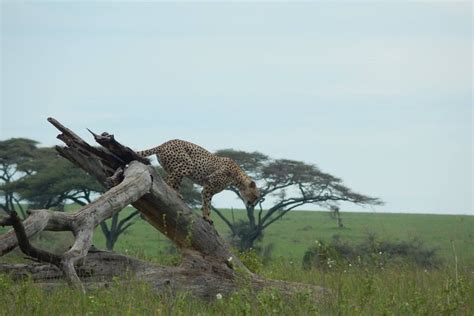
<box><xmin>87</xmin><ymin>129</ymin><xmax>150</xmax><ymax>166</ymax></box>
<box><xmin>7</xmin><ymin>211</ymin><xmax>62</xmax><ymax>266</ymax></box>
<box><xmin>1</xmin><ymin>161</ymin><xmax>153</xmax><ymax>290</ymax></box>
<box><xmin>0</xmin><ymin>210</ymin><xmax>61</xmax><ymax>256</ymax></box>
<box><xmin>47</xmin><ymin>117</ymin><xmax>123</xmax><ymax>169</ymax></box>
<box><xmin>0</xmin><ymin>118</ymin><xmax>328</xmax><ymax>301</ymax></box>
<box><xmin>0</xmin><ymin>250</ymin><xmax>327</xmax><ymax>301</ymax></box>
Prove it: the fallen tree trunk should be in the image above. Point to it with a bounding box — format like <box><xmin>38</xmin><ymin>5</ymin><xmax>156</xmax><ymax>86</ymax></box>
<box><xmin>0</xmin><ymin>118</ymin><xmax>327</xmax><ymax>300</ymax></box>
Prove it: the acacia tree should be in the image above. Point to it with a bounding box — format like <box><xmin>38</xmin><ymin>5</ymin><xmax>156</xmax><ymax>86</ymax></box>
<box><xmin>13</xmin><ymin>147</ymin><xmax>103</xmax><ymax>210</ymax></box>
<box><xmin>5</xmin><ymin>145</ymin><xmax>140</xmax><ymax>250</ymax></box>
<box><xmin>213</xmin><ymin>150</ymin><xmax>383</xmax><ymax>250</ymax></box>
<box><xmin>329</xmin><ymin>205</ymin><xmax>344</xmax><ymax>228</ymax></box>
<box><xmin>0</xmin><ymin>138</ymin><xmax>38</xmax><ymax>218</ymax></box>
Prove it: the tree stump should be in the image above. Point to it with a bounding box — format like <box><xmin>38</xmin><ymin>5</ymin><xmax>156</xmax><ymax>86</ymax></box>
<box><xmin>0</xmin><ymin>118</ymin><xmax>328</xmax><ymax>300</ymax></box>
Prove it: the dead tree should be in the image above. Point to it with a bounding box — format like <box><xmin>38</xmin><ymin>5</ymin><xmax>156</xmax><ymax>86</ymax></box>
<box><xmin>0</xmin><ymin>118</ymin><xmax>327</xmax><ymax>300</ymax></box>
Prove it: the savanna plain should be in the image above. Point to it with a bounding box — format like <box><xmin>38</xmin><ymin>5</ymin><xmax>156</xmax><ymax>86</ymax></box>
<box><xmin>1</xmin><ymin>208</ymin><xmax>473</xmax><ymax>315</ymax></box>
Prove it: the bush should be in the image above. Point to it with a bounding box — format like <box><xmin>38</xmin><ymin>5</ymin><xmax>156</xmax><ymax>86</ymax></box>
<box><xmin>303</xmin><ymin>234</ymin><xmax>441</xmax><ymax>270</ymax></box>
<box><xmin>302</xmin><ymin>239</ymin><xmax>342</xmax><ymax>270</ymax></box>
<box><xmin>227</xmin><ymin>220</ymin><xmax>274</xmax><ymax>264</ymax></box>
<box><xmin>237</xmin><ymin>248</ymin><xmax>263</xmax><ymax>273</ymax></box>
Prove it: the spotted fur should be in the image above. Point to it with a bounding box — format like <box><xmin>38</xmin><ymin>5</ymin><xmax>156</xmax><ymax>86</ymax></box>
<box><xmin>137</xmin><ymin>139</ymin><xmax>260</xmax><ymax>223</ymax></box>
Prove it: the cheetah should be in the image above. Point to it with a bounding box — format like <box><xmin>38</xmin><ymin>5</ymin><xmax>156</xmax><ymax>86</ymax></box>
<box><xmin>137</xmin><ymin>139</ymin><xmax>260</xmax><ymax>224</ymax></box>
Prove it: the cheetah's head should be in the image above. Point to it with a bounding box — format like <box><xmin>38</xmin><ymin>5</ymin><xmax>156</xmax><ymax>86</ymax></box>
<box><xmin>240</xmin><ymin>180</ymin><xmax>260</xmax><ymax>208</ymax></box>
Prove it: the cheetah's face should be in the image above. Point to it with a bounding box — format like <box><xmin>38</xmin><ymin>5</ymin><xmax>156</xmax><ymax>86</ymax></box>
<box><xmin>240</xmin><ymin>180</ymin><xmax>260</xmax><ymax>208</ymax></box>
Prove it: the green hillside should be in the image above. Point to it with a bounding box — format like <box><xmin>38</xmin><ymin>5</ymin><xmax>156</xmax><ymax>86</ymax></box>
<box><xmin>89</xmin><ymin>208</ymin><xmax>474</xmax><ymax>267</ymax></box>
<box><xmin>1</xmin><ymin>208</ymin><xmax>472</xmax><ymax>267</ymax></box>
<box><xmin>1</xmin><ymin>208</ymin><xmax>473</xmax><ymax>315</ymax></box>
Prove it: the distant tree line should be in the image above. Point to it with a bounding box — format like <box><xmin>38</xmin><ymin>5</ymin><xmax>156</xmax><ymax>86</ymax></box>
<box><xmin>213</xmin><ymin>149</ymin><xmax>382</xmax><ymax>250</ymax></box>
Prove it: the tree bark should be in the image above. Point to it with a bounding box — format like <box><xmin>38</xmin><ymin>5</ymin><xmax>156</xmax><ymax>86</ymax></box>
<box><xmin>0</xmin><ymin>118</ymin><xmax>328</xmax><ymax>301</ymax></box>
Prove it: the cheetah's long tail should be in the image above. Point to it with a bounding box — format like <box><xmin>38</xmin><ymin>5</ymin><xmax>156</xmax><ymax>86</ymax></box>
<box><xmin>136</xmin><ymin>146</ymin><xmax>160</xmax><ymax>157</ymax></box>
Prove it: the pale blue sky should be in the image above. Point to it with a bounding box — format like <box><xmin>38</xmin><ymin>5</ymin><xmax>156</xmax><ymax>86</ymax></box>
<box><xmin>1</xmin><ymin>1</ymin><xmax>472</xmax><ymax>214</ymax></box>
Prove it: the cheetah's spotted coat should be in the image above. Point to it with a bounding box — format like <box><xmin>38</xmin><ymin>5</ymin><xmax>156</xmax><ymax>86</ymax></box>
<box><xmin>137</xmin><ymin>139</ymin><xmax>260</xmax><ymax>223</ymax></box>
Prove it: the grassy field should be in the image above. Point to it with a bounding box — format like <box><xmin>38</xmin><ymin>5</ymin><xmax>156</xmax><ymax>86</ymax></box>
<box><xmin>1</xmin><ymin>208</ymin><xmax>473</xmax><ymax>315</ymax></box>
<box><xmin>1</xmin><ymin>207</ymin><xmax>472</xmax><ymax>266</ymax></box>
<box><xmin>0</xmin><ymin>256</ymin><xmax>472</xmax><ymax>315</ymax></box>
<box><xmin>88</xmin><ymin>208</ymin><xmax>474</xmax><ymax>267</ymax></box>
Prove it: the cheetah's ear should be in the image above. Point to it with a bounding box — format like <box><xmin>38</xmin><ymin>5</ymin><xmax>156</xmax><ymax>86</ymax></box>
<box><xmin>249</xmin><ymin>181</ymin><xmax>256</xmax><ymax>188</ymax></box>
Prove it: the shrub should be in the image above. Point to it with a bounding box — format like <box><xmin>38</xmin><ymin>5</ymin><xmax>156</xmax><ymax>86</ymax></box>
<box><xmin>303</xmin><ymin>234</ymin><xmax>441</xmax><ymax>270</ymax></box>
<box><xmin>302</xmin><ymin>239</ymin><xmax>342</xmax><ymax>270</ymax></box>
<box><xmin>237</xmin><ymin>248</ymin><xmax>263</xmax><ymax>273</ymax></box>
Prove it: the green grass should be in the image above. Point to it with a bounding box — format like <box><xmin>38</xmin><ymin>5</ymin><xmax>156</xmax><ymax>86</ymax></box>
<box><xmin>86</xmin><ymin>208</ymin><xmax>474</xmax><ymax>268</ymax></box>
<box><xmin>1</xmin><ymin>207</ymin><xmax>472</xmax><ymax>267</ymax></box>
<box><xmin>1</xmin><ymin>208</ymin><xmax>472</xmax><ymax>266</ymax></box>
<box><xmin>1</xmin><ymin>208</ymin><xmax>473</xmax><ymax>315</ymax></box>
<box><xmin>0</xmin><ymin>261</ymin><xmax>472</xmax><ymax>315</ymax></box>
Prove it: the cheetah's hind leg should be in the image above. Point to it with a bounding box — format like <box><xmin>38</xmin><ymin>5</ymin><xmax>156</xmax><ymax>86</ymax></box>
<box><xmin>164</xmin><ymin>172</ymin><xmax>185</xmax><ymax>200</ymax></box>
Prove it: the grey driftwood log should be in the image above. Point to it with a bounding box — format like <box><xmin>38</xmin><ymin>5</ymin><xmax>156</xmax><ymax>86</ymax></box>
<box><xmin>0</xmin><ymin>118</ymin><xmax>327</xmax><ymax>300</ymax></box>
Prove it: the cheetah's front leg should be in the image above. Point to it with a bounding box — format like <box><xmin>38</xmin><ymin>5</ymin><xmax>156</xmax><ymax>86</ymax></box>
<box><xmin>200</xmin><ymin>168</ymin><xmax>231</xmax><ymax>224</ymax></box>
